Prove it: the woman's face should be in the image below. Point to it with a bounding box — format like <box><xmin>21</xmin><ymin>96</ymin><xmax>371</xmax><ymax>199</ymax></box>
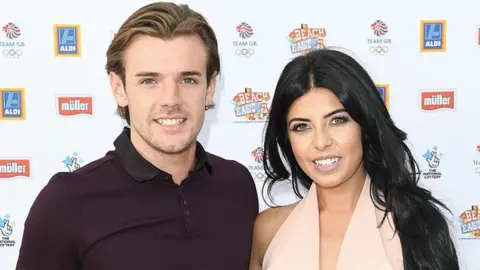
<box><xmin>286</xmin><ymin>88</ymin><xmax>365</xmax><ymax>189</ymax></box>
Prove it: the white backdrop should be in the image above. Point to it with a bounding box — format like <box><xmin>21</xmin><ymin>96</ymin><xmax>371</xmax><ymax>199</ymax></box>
<box><xmin>1</xmin><ymin>0</ymin><xmax>479</xmax><ymax>269</ymax></box>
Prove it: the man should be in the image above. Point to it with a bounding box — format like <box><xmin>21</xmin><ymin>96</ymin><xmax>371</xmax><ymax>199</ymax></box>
<box><xmin>16</xmin><ymin>2</ymin><xmax>259</xmax><ymax>270</ymax></box>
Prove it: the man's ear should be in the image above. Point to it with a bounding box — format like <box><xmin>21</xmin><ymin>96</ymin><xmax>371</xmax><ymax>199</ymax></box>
<box><xmin>205</xmin><ymin>72</ymin><xmax>217</xmax><ymax>108</ymax></box>
<box><xmin>110</xmin><ymin>72</ymin><xmax>128</xmax><ymax>107</ymax></box>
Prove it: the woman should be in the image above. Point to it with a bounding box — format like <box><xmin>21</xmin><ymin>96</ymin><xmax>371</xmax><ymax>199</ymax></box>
<box><xmin>249</xmin><ymin>48</ymin><xmax>459</xmax><ymax>270</ymax></box>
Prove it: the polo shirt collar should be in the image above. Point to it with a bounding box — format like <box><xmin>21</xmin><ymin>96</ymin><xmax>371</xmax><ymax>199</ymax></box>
<box><xmin>114</xmin><ymin>127</ymin><xmax>212</xmax><ymax>182</ymax></box>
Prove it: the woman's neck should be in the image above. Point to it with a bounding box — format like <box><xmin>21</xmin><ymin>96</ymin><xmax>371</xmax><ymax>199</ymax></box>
<box><xmin>316</xmin><ymin>171</ymin><xmax>366</xmax><ymax>215</ymax></box>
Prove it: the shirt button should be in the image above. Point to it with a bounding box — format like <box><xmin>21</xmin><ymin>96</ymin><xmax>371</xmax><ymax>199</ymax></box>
<box><xmin>183</xmin><ymin>199</ymin><xmax>187</xmax><ymax>205</ymax></box>
<box><xmin>185</xmin><ymin>210</ymin><xmax>190</xmax><ymax>216</ymax></box>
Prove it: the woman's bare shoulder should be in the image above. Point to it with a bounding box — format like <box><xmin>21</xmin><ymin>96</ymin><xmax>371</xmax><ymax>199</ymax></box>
<box><xmin>250</xmin><ymin>202</ymin><xmax>299</xmax><ymax>268</ymax></box>
<box><xmin>255</xmin><ymin>202</ymin><xmax>299</xmax><ymax>233</ymax></box>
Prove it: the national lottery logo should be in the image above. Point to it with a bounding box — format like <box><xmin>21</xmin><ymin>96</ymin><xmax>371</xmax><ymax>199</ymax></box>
<box><xmin>54</xmin><ymin>24</ymin><xmax>81</xmax><ymax>57</ymax></box>
<box><xmin>376</xmin><ymin>84</ymin><xmax>389</xmax><ymax>110</ymax></box>
<box><xmin>0</xmin><ymin>88</ymin><xmax>26</xmax><ymax>120</ymax></box>
<box><xmin>420</xmin><ymin>20</ymin><xmax>446</xmax><ymax>52</ymax></box>
<box><xmin>61</xmin><ymin>152</ymin><xmax>84</xmax><ymax>172</ymax></box>
<box><xmin>0</xmin><ymin>213</ymin><xmax>16</xmax><ymax>248</ymax></box>
<box><xmin>1</xmin><ymin>22</ymin><xmax>25</xmax><ymax>59</ymax></box>
<box><xmin>248</xmin><ymin>147</ymin><xmax>266</xmax><ymax>181</ymax></box>
<box><xmin>421</xmin><ymin>145</ymin><xmax>443</xmax><ymax>180</ymax></box>
<box><xmin>232</xmin><ymin>22</ymin><xmax>257</xmax><ymax>58</ymax></box>
<box><xmin>231</xmin><ymin>88</ymin><xmax>270</xmax><ymax>124</ymax></box>
<box><xmin>367</xmin><ymin>20</ymin><xmax>391</xmax><ymax>56</ymax></box>
<box><xmin>288</xmin><ymin>24</ymin><xmax>326</xmax><ymax>57</ymax></box>
<box><xmin>458</xmin><ymin>205</ymin><xmax>480</xmax><ymax>239</ymax></box>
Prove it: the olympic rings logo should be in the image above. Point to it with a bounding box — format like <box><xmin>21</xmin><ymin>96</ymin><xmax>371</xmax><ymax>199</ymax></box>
<box><xmin>369</xmin><ymin>46</ymin><xmax>388</xmax><ymax>56</ymax></box>
<box><xmin>3</xmin><ymin>48</ymin><xmax>23</xmax><ymax>59</ymax></box>
<box><xmin>235</xmin><ymin>48</ymin><xmax>254</xmax><ymax>58</ymax></box>
<box><xmin>254</xmin><ymin>172</ymin><xmax>265</xmax><ymax>181</ymax></box>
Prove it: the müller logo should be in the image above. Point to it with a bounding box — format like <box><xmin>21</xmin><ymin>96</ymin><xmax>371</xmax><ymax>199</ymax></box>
<box><xmin>56</xmin><ymin>95</ymin><xmax>93</xmax><ymax>116</ymax></box>
<box><xmin>0</xmin><ymin>159</ymin><xmax>30</xmax><ymax>178</ymax></box>
<box><xmin>420</xmin><ymin>89</ymin><xmax>455</xmax><ymax>111</ymax></box>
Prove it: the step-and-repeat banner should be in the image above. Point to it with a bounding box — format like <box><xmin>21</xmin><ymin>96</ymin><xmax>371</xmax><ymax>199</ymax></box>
<box><xmin>1</xmin><ymin>0</ymin><xmax>479</xmax><ymax>269</ymax></box>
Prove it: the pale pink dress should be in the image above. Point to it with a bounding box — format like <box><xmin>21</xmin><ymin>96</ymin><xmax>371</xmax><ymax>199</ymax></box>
<box><xmin>262</xmin><ymin>177</ymin><xmax>404</xmax><ymax>270</ymax></box>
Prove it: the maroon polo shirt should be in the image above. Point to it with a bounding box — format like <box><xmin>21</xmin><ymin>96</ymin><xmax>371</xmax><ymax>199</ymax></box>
<box><xmin>16</xmin><ymin>127</ymin><xmax>259</xmax><ymax>270</ymax></box>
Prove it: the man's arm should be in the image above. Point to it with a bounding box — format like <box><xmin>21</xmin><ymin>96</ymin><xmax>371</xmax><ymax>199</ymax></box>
<box><xmin>234</xmin><ymin>161</ymin><xmax>260</xmax><ymax>218</ymax></box>
<box><xmin>245</xmin><ymin>169</ymin><xmax>259</xmax><ymax>218</ymax></box>
<box><xmin>16</xmin><ymin>173</ymin><xmax>80</xmax><ymax>270</ymax></box>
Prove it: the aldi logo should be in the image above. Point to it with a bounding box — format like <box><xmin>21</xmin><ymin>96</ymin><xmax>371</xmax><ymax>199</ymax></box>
<box><xmin>420</xmin><ymin>20</ymin><xmax>446</xmax><ymax>52</ymax></box>
<box><xmin>420</xmin><ymin>89</ymin><xmax>455</xmax><ymax>111</ymax></box>
<box><xmin>54</xmin><ymin>24</ymin><xmax>81</xmax><ymax>57</ymax></box>
<box><xmin>0</xmin><ymin>88</ymin><xmax>25</xmax><ymax>120</ymax></box>
<box><xmin>57</xmin><ymin>95</ymin><xmax>93</xmax><ymax>116</ymax></box>
<box><xmin>376</xmin><ymin>84</ymin><xmax>389</xmax><ymax>110</ymax></box>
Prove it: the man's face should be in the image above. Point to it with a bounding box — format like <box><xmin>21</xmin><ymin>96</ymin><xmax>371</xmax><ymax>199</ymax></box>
<box><xmin>111</xmin><ymin>34</ymin><xmax>216</xmax><ymax>154</ymax></box>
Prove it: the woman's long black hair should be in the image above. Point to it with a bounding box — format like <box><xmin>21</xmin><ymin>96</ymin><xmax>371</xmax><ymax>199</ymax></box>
<box><xmin>262</xmin><ymin>48</ymin><xmax>459</xmax><ymax>270</ymax></box>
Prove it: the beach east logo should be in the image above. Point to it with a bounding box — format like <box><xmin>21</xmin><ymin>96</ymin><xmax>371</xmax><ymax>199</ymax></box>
<box><xmin>458</xmin><ymin>205</ymin><xmax>480</xmax><ymax>240</ymax></box>
<box><xmin>288</xmin><ymin>24</ymin><xmax>326</xmax><ymax>57</ymax></box>
<box><xmin>231</xmin><ymin>88</ymin><xmax>270</xmax><ymax>124</ymax></box>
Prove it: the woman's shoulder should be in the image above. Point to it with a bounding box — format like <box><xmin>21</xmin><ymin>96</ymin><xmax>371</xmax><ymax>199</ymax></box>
<box><xmin>251</xmin><ymin>202</ymin><xmax>300</xmax><ymax>265</ymax></box>
<box><xmin>255</xmin><ymin>202</ymin><xmax>299</xmax><ymax>233</ymax></box>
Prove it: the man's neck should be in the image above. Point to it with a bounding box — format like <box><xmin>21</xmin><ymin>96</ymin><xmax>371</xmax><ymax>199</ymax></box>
<box><xmin>130</xmin><ymin>131</ymin><xmax>196</xmax><ymax>185</ymax></box>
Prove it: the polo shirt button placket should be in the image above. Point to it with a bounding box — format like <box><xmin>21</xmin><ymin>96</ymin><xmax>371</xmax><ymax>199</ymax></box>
<box><xmin>179</xmin><ymin>186</ymin><xmax>193</xmax><ymax>233</ymax></box>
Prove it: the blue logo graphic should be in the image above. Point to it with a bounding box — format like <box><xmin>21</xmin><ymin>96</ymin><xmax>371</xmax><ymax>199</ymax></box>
<box><xmin>0</xmin><ymin>213</ymin><xmax>15</xmax><ymax>241</ymax></box>
<box><xmin>422</xmin><ymin>145</ymin><xmax>443</xmax><ymax>179</ymax></box>
<box><xmin>59</xmin><ymin>28</ymin><xmax>76</xmax><ymax>45</ymax></box>
<box><xmin>421</xmin><ymin>21</ymin><xmax>446</xmax><ymax>52</ymax></box>
<box><xmin>54</xmin><ymin>25</ymin><xmax>81</xmax><ymax>56</ymax></box>
<box><xmin>61</xmin><ymin>152</ymin><xmax>84</xmax><ymax>172</ymax></box>
<box><xmin>1</xmin><ymin>89</ymin><xmax>24</xmax><ymax>119</ymax></box>
<box><xmin>423</xmin><ymin>145</ymin><xmax>443</xmax><ymax>168</ymax></box>
<box><xmin>377</xmin><ymin>87</ymin><xmax>387</xmax><ymax>102</ymax></box>
<box><xmin>376</xmin><ymin>85</ymin><xmax>389</xmax><ymax>110</ymax></box>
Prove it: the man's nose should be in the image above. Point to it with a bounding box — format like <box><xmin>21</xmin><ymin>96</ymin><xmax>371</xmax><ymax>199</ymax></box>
<box><xmin>159</xmin><ymin>81</ymin><xmax>181</xmax><ymax>107</ymax></box>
